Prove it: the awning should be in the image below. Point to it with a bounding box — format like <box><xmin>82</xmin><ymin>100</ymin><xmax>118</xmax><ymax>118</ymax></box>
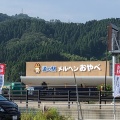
<box><xmin>20</xmin><ymin>76</ymin><xmax>112</xmax><ymax>87</ymax></box>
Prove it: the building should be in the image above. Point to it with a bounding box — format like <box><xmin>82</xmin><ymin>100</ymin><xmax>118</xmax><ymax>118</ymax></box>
<box><xmin>20</xmin><ymin>61</ymin><xmax>112</xmax><ymax>88</ymax></box>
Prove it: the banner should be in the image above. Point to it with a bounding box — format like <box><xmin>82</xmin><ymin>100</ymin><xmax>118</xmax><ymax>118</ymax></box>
<box><xmin>114</xmin><ymin>64</ymin><xmax>120</xmax><ymax>97</ymax></box>
<box><xmin>114</xmin><ymin>75</ymin><xmax>120</xmax><ymax>97</ymax></box>
<box><xmin>0</xmin><ymin>64</ymin><xmax>6</xmax><ymax>75</ymax></box>
<box><xmin>0</xmin><ymin>64</ymin><xmax>6</xmax><ymax>94</ymax></box>
<box><xmin>0</xmin><ymin>75</ymin><xmax>4</xmax><ymax>94</ymax></box>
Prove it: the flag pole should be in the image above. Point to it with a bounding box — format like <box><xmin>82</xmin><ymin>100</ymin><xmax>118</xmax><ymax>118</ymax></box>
<box><xmin>112</xmin><ymin>55</ymin><xmax>116</xmax><ymax>120</ymax></box>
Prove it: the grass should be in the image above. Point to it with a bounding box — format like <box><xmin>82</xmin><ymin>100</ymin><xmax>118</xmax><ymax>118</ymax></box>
<box><xmin>21</xmin><ymin>107</ymin><xmax>73</xmax><ymax>120</ymax></box>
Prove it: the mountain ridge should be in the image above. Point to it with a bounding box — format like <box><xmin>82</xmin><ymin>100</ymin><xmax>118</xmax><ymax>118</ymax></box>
<box><xmin>0</xmin><ymin>13</ymin><xmax>118</xmax><ymax>82</ymax></box>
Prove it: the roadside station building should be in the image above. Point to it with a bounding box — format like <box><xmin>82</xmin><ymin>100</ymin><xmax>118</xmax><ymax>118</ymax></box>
<box><xmin>20</xmin><ymin>61</ymin><xmax>112</xmax><ymax>88</ymax></box>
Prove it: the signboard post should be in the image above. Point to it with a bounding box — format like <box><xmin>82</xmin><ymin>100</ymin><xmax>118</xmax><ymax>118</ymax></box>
<box><xmin>0</xmin><ymin>64</ymin><xmax>6</xmax><ymax>94</ymax></box>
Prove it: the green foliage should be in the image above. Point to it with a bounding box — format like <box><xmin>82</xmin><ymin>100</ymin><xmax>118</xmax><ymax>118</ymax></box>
<box><xmin>0</xmin><ymin>13</ymin><xmax>118</xmax><ymax>81</ymax></box>
<box><xmin>21</xmin><ymin>108</ymin><xmax>73</xmax><ymax>120</ymax></box>
<box><xmin>97</xmin><ymin>83</ymin><xmax>112</xmax><ymax>91</ymax></box>
<box><xmin>97</xmin><ymin>83</ymin><xmax>112</xmax><ymax>96</ymax></box>
<box><xmin>60</xmin><ymin>52</ymin><xmax>87</xmax><ymax>61</ymax></box>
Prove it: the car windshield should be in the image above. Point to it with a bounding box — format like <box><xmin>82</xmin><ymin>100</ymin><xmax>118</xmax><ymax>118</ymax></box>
<box><xmin>0</xmin><ymin>95</ymin><xmax>7</xmax><ymax>101</ymax></box>
<box><xmin>27</xmin><ymin>87</ymin><xmax>34</xmax><ymax>91</ymax></box>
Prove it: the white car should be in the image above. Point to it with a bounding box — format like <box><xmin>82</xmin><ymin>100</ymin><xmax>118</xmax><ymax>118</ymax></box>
<box><xmin>27</xmin><ymin>87</ymin><xmax>34</xmax><ymax>95</ymax></box>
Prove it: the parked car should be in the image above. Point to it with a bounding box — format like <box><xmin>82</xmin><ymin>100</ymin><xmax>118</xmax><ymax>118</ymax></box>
<box><xmin>0</xmin><ymin>94</ymin><xmax>21</xmax><ymax>120</ymax></box>
<box><xmin>27</xmin><ymin>86</ymin><xmax>34</xmax><ymax>95</ymax></box>
<box><xmin>11</xmin><ymin>82</ymin><xmax>26</xmax><ymax>95</ymax></box>
<box><xmin>27</xmin><ymin>86</ymin><xmax>45</xmax><ymax>95</ymax></box>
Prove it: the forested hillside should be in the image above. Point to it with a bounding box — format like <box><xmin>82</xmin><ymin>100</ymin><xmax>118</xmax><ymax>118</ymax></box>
<box><xmin>0</xmin><ymin>13</ymin><xmax>119</xmax><ymax>82</ymax></box>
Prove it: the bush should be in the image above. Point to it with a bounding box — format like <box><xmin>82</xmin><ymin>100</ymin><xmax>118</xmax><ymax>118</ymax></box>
<box><xmin>97</xmin><ymin>84</ymin><xmax>112</xmax><ymax>96</ymax></box>
<box><xmin>21</xmin><ymin>108</ymin><xmax>73</xmax><ymax>120</ymax></box>
<box><xmin>97</xmin><ymin>84</ymin><xmax>112</xmax><ymax>91</ymax></box>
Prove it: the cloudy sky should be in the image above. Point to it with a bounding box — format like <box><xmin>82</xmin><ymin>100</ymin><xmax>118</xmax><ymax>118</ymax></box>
<box><xmin>0</xmin><ymin>0</ymin><xmax>120</xmax><ymax>23</ymax></box>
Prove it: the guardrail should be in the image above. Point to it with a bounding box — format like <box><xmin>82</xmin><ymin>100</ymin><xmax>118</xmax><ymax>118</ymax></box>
<box><xmin>2</xmin><ymin>89</ymin><xmax>116</xmax><ymax>104</ymax></box>
<box><xmin>3</xmin><ymin>89</ymin><xmax>120</xmax><ymax>119</ymax></box>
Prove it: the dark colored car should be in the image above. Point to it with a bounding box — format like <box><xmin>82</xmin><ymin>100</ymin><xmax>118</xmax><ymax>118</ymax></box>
<box><xmin>0</xmin><ymin>94</ymin><xmax>21</xmax><ymax>120</ymax></box>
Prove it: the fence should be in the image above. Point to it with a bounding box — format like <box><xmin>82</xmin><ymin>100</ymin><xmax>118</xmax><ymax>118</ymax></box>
<box><xmin>2</xmin><ymin>89</ymin><xmax>115</xmax><ymax>103</ymax></box>
<box><xmin>2</xmin><ymin>88</ymin><xmax>120</xmax><ymax>119</ymax></box>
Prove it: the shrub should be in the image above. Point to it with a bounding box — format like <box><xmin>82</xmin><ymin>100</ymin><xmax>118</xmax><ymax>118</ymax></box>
<box><xmin>97</xmin><ymin>84</ymin><xmax>112</xmax><ymax>96</ymax></box>
<box><xmin>21</xmin><ymin>108</ymin><xmax>73</xmax><ymax>120</ymax></box>
<box><xmin>97</xmin><ymin>83</ymin><xmax>112</xmax><ymax>91</ymax></box>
